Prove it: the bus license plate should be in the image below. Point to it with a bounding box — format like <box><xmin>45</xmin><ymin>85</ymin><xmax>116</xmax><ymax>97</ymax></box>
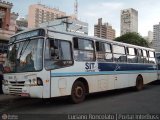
<box><xmin>21</xmin><ymin>93</ymin><xmax>29</xmax><ymax>97</ymax></box>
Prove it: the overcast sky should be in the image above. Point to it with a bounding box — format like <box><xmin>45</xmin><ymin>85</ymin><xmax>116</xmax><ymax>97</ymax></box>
<box><xmin>7</xmin><ymin>0</ymin><xmax>160</xmax><ymax>37</ymax></box>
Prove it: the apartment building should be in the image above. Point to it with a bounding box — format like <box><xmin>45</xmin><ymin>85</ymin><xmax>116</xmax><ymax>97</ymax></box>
<box><xmin>28</xmin><ymin>4</ymin><xmax>66</xmax><ymax>28</ymax></box>
<box><xmin>121</xmin><ymin>8</ymin><xmax>138</xmax><ymax>35</ymax></box>
<box><xmin>94</xmin><ymin>18</ymin><xmax>115</xmax><ymax>40</ymax></box>
<box><xmin>152</xmin><ymin>22</ymin><xmax>160</xmax><ymax>52</ymax></box>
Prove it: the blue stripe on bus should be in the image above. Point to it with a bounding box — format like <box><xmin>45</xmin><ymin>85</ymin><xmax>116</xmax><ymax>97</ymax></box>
<box><xmin>51</xmin><ymin>63</ymin><xmax>157</xmax><ymax>77</ymax></box>
<box><xmin>98</xmin><ymin>63</ymin><xmax>156</xmax><ymax>71</ymax></box>
<box><xmin>51</xmin><ymin>70</ymin><xmax>157</xmax><ymax>77</ymax></box>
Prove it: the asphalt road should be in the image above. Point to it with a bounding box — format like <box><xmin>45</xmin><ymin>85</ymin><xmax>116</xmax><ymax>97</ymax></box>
<box><xmin>0</xmin><ymin>81</ymin><xmax>160</xmax><ymax>115</ymax></box>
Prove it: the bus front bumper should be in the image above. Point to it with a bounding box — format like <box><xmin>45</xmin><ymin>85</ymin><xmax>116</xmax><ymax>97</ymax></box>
<box><xmin>2</xmin><ymin>85</ymin><xmax>43</xmax><ymax>98</ymax></box>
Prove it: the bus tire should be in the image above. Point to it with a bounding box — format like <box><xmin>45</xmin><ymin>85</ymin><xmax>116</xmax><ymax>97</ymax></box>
<box><xmin>136</xmin><ymin>75</ymin><xmax>143</xmax><ymax>91</ymax></box>
<box><xmin>70</xmin><ymin>81</ymin><xmax>86</xmax><ymax>104</ymax></box>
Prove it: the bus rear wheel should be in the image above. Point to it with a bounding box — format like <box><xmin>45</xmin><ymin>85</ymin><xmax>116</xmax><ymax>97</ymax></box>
<box><xmin>70</xmin><ymin>81</ymin><xmax>86</xmax><ymax>104</ymax></box>
<box><xmin>136</xmin><ymin>76</ymin><xmax>144</xmax><ymax>91</ymax></box>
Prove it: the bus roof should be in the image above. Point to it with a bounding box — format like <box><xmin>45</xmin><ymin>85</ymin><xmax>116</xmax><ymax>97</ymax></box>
<box><xmin>46</xmin><ymin>27</ymin><xmax>155</xmax><ymax>51</ymax></box>
<box><xmin>11</xmin><ymin>27</ymin><xmax>155</xmax><ymax>51</ymax></box>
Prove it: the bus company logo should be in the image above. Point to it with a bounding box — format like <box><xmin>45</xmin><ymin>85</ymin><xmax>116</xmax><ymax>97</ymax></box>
<box><xmin>14</xmin><ymin>76</ymin><xmax>17</xmax><ymax>81</ymax></box>
<box><xmin>85</xmin><ymin>62</ymin><xmax>97</xmax><ymax>72</ymax></box>
<box><xmin>2</xmin><ymin>114</ymin><xmax>8</xmax><ymax>120</ymax></box>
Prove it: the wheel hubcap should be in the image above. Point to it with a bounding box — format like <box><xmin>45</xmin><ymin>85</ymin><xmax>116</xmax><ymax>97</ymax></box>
<box><xmin>75</xmin><ymin>86</ymin><xmax>83</xmax><ymax>98</ymax></box>
<box><xmin>137</xmin><ymin>80</ymin><xmax>143</xmax><ymax>90</ymax></box>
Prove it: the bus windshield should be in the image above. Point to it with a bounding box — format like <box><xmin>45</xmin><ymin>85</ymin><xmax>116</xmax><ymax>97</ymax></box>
<box><xmin>4</xmin><ymin>38</ymin><xmax>43</xmax><ymax>73</ymax></box>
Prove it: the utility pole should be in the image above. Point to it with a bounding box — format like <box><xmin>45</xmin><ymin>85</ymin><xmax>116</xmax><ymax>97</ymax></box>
<box><xmin>74</xmin><ymin>0</ymin><xmax>78</xmax><ymax>19</ymax></box>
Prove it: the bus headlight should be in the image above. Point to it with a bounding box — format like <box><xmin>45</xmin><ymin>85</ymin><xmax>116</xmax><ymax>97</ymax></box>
<box><xmin>2</xmin><ymin>80</ymin><xmax>8</xmax><ymax>85</ymax></box>
<box><xmin>32</xmin><ymin>78</ymin><xmax>37</xmax><ymax>85</ymax></box>
<box><xmin>31</xmin><ymin>78</ymin><xmax>43</xmax><ymax>86</ymax></box>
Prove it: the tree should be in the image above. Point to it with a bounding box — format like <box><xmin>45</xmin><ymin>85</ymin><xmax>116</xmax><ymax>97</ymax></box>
<box><xmin>114</xmin><ymin>32</ymin><xmax>149</xmax><ymax>47</ymax></box>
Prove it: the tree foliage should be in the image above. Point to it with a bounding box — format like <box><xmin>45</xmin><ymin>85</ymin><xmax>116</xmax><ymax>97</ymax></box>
<box><xmin>114</xmin><ymin>32</ymin><xmax>149</xmax><ymax>47</ymax></box>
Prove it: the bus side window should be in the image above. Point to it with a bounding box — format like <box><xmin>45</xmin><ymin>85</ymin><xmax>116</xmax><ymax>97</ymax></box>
<box><xmin>96</xmin><ymin>41</ymin><xmax>105</xmax><ymax>61</ymax></box>
<box><xmin>44</xmin><ymin>38</ymin><xmax>73</xmax><ymax>70</ymax></box>
<box><xmin>73</xmin><ymin>37</ymin><xmax>95</xmax><ymax>61</ymax></box>
<box><xmin>148</xmin><ymin>51</ymin><xmax>156</xmax><ymax>64</ymax></box>
<box><xmin>96</xmin><ymin>42</ymin><xmax>103</xmax><ymax>51</ymax></box>
<box><xmin>113</xmin><ymin>45</ymin><xmax>126</xmax><ymax>63</ymax></box>
<box><xmin>50</xmin><ymin>40</ymin><xmax>59</xmax><ymax>60</ymax></box>
<box><xmin>96</xmin><ymin>41</ymin><xmax>113</xmax><ymax>62</ymax></box>
<box><xmin>104</xmin><ymin>43</ymin><xmax>113</xmax><ymax>62</ymax></box>
<box><xmin>127</xmin><ymin>47</ymin><xmax>137</xmax><ymax>63</ymax></box>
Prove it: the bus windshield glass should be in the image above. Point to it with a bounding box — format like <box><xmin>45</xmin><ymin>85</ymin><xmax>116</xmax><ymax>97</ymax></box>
<box><xmin>4</xmin><ymin>38</ymin><xmax>43</xmax><ymax>73</ymax></box>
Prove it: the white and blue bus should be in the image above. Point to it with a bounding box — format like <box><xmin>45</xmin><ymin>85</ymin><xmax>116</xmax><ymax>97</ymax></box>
<box><xmin>2</xmin><ymin>27</ymin><xmax>157</xmax><ymax>103</ymax></box>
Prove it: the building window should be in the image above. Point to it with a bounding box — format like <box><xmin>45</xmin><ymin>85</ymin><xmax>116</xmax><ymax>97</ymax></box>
<box><xmin>0</xmin><ymin>18</ymin><xmax>2</xmax><ymax>28</ymax></box>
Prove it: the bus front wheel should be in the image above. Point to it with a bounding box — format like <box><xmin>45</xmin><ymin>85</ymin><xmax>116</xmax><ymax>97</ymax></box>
<box><xmin>70</xmin><ymin>81</ymin><xmax>86</xmax><ymax>104</ymax></box>
<box><xmin>136</xmin><ymin>75</ymin><xmax>144</xmax><ymax>91</ymax></box>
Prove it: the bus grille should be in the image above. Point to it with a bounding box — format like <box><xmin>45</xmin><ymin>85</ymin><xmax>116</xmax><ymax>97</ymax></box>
<box><xmin>10</xmin><ymin>81</ymin><xmax>25</xmax><ymax>86</ymax></box>
<box><xmin>9</xmin><ymin>87</ymin><xmax>22</xmax><ymax>95</ymax></box>
<box><xmin>8</xmin><ymin>81</ymin><xmax>25</xmax><ymax>95</ymax></box>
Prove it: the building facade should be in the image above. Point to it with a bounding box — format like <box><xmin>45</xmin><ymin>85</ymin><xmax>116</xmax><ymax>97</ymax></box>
<box><xmin>0</xmin><ymin>1</ymin><xmax>18</xmax><ymax>64</ymax></box>
<box><xmin>152</xmin><ymin>23</ymin><xmax>160</xmax><ymax>52</ymax></box>
<box><xmin>94</xmin><ymin>18</ymin><xmax>115</xmax><ymax>40</ymax></box>
<box><xmin>121</xmin><ymin>8</ymin><xmax>138</xmax><ymax>35</ymax></box>
<box><xmin>28</xmin><ymin>4</ymin><xmax>66</xmax><ymax>28</ymax></box>
<box><xmin>148</xmin><ymin>31</ymin><xmax>153</xmax><ymax>42</ymax></box>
